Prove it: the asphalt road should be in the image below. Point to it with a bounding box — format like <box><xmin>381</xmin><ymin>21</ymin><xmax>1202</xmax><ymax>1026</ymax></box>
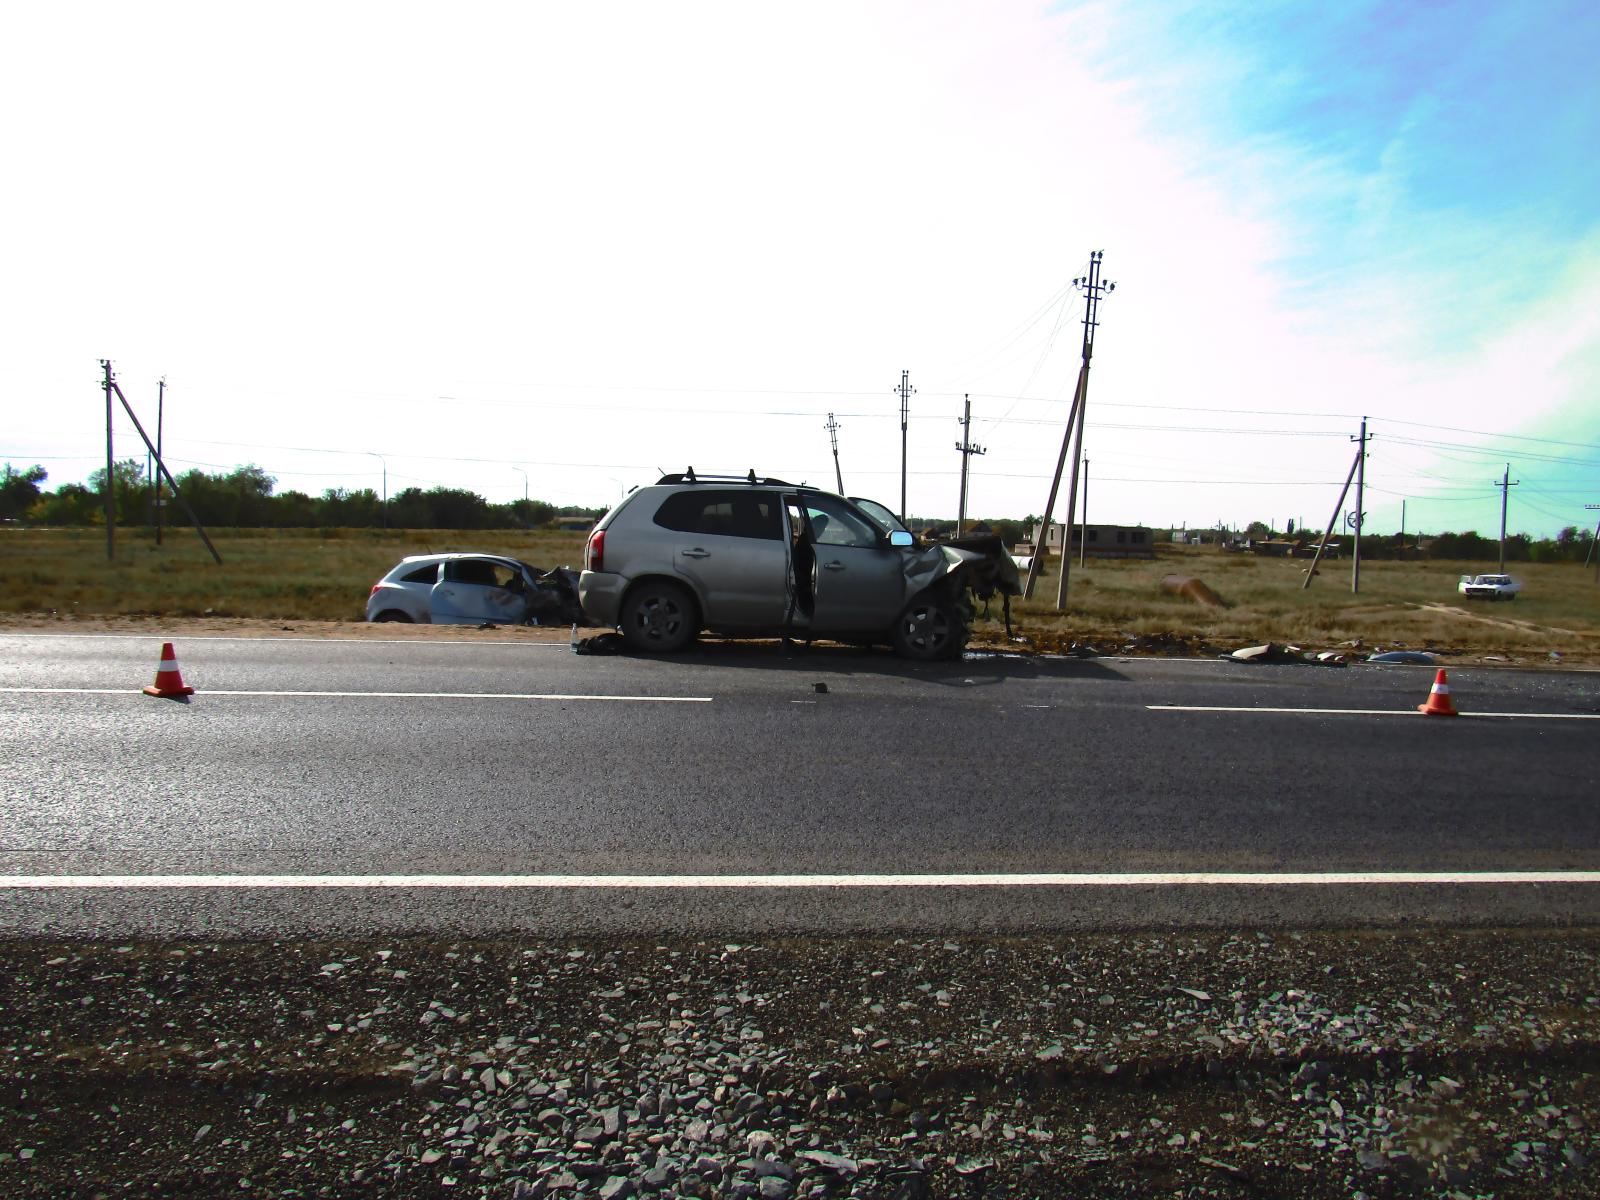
<box><xmin>3</xmin><ymin>632</ymin><xmax>1598</xmax><ymax>935</ymax></box>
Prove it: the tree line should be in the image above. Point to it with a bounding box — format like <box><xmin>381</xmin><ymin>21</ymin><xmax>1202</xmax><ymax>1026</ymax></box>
<box><xmin>1</xmin><ymin>461</ymin><xmax>600</xmax><ymax>530</ymax></box>
<box><xmin>1236</xmin><ymin>518</ymin><xmax>1596</xmax><ymax>564</ymax></box>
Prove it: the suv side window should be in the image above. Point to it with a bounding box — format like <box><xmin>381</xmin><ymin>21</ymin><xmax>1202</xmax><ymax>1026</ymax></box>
<box><xmin>802</xmin><ymin>495</ymin><xmax>880</xmax><ymax>548</ymax></box>
<box><xmin>653</xmin><ymin>490</ymin><xmax>782</xmax><ymax>540</ymax></box>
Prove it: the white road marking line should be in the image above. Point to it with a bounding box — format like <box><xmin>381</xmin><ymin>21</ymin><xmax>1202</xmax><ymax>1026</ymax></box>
<box><xmin>3</xmin><ymin>872</ymin><xmax>1599</xmax><ymax>889</ymax></box>
<box><xmin>0</xmin><ymin>688</ymin><xmax>710</xmax><ymax>703</ymax></box>
<box><xmin>1148</xmin><ymin>705</ymin><xmax>1600</xmax><ymax>720</ymax></box>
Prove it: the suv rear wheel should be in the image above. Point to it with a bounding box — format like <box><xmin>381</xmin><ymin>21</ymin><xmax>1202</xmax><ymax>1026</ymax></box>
<box><xmin>619</xmin><ymin>580</ymin><xmax>698</xmax><ymax>653</ymax></box>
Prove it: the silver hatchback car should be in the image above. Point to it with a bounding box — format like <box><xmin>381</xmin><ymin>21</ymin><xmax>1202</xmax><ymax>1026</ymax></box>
<box><xmin>579</xmin><ymin>472</ymin><xmax>1019</xmax><ymax>660</ymax></box>
<box><xmin>366</xmin><ymin>553</ymin><xmax>581</xmax><ymax>625</ymax></box>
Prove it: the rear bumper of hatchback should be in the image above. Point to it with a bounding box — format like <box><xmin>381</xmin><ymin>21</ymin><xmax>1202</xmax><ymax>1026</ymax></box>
<box><xmin>578</xmin><ymin>571</ymin><xmax>626</xmax><ymax>627</ymax></box>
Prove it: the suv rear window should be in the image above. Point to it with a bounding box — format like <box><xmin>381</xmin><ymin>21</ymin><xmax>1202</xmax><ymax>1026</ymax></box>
<box><xmin>652</xmin><ymin>490</ymin><xmax>781</xmax><ymax>540</ymax></box>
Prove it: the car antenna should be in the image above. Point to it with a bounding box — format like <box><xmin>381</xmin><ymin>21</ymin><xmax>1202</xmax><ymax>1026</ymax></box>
<box><xmin>747</xmin><ymin>469</ymin><xmax>756</xmax><ymax>483</ymax></box>
<box><xmin>686</xmin><ymin>465</ymin><xmax>696</xmax><ymax>482</ymax></box>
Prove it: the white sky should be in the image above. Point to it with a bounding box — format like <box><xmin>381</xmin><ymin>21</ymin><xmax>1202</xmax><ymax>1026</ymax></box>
<box><xmin>3</xmin><ymin>1</ymin><xmax>1597</xmax><ymax>537</ymax></box>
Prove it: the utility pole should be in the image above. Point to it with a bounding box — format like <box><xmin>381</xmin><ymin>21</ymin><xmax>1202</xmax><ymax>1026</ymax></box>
<box><xmin>100</xmin><ymin>360</ymin><xmax>222</xmax><ymax>563</ymax></box>
<box><xmin>825</xmin><ymin>413</ymin><xmax>844</xmax><ymax>494</ymax></box>
<box><xmin>1496</xmin><ymin>464</ymin><xmax>1519</xmax><ymax>572</ymax></box>
<box><xmin>102</xmin><ymin>360</ymin><xmax>115</xmax><ymax>561</ymax></box>
<box><xmin>954</xmin><ymin>394</ymin><xmax>985</xmax><ymax>536</ymax></box>
<box><xmin>895</xmin><ymin>370</ymin><xmax>914</xmax><ymax>520</ymax></box>
<box><xmin>1079</xmin><ymin>456</ymin><xmax>1089</xmax><ymax>567</ymax></box>
<box><xmin>1023</xmin><ymin>251</ymin><xmax>1115</xmax><ymax>602</ymax></box>
<box><xmin>1056</xmin><ymin>252</ymin><xmax>1113</xmax><ymax>610</ymax></box>
<box><xmin>154</xmin><ymin>378</ymin><xmax>165</xmax><ymax>545</ymax></box>
<box><xmin>1399</xmin><ymin>498</ymin><xmax>1406</xmax><ymax>559</ymax></box>
<box><xmin>1350</xmin><ymin>417</ymin><xmax>1371</xmax><ymax>592</ymax></box>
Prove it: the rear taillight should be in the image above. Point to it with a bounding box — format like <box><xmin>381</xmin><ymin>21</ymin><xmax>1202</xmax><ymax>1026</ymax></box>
<box><xmin>585</xmin><ymin>529</ymin><xmax>605</xmax><ymax>572</ymax></box>
<box><xmin>369</xmin><ymin>583</ymin><xmax>382</xmax><ymax>596</ymax></box>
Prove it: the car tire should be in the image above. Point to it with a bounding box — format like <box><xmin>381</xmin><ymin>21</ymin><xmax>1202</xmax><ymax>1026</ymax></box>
<box><xmin>892</xmin><ymin>595</ymin><xmax>968</xmax><ymax>661</ymax></box>
<box><xmin>373</xmin><ymin>609</ymin><xmax>414</xmax><ymax>623</ymax></box>
<box><xmin>619</xmin><ymin>580</ymin><xmax>698</xmax><ymax>653</ymax></box>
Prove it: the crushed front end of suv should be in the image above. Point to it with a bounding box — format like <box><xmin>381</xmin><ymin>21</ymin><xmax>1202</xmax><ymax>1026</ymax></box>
<box><xmin>578</xmin><ymin>472</ymin><xmax>1020</xmax><ymax>660</ymax></box>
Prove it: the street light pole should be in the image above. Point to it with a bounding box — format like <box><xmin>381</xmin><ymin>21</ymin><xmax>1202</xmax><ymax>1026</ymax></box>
<box><xmin>512</xmin><ymin>466</ymin><xmax>528</xmax><ymax>504</ymax></box>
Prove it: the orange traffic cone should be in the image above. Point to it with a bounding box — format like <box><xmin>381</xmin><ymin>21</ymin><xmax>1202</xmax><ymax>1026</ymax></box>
<box><xmin>1417</xmin><ymin>668</ymin><xmax>1458</xmax><ymax>717</ymax></box>
<box><xmin>142</xmin><ymin>642</ymin><xmax>195</xmax><ymax>697</ymax></box>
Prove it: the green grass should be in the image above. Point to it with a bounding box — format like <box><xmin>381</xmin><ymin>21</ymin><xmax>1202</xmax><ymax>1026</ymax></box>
<box><xmin>3</xmin><ymin>530</ymin><xmax>1596</xmax><ymax>658</ymax></box>
<box><xmin>0</xmin><ymin>527</ymin><xmax>590</xmax><ymax>621</ymax></box>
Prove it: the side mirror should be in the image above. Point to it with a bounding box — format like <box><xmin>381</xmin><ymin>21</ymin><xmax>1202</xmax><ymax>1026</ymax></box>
<box><xmin>888</xmin><ymin>530</ymin><xmax>914</xmax><ymax>548</ymax></box>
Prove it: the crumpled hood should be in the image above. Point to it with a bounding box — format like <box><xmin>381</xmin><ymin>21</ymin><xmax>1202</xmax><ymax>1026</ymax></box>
<box><xmin>901</xmin><ymin>534</ymin><xmax>1023</xmax><ymax>599</ymax></box>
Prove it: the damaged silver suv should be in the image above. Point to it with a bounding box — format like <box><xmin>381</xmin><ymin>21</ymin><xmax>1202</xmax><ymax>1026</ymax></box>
<box><xmin>579</xmin><ymin>471</ymin><xmax>1020</xmax><ymax>660</ymax></box>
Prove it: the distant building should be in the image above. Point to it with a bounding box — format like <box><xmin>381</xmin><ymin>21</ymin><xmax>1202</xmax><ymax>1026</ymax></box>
<box><xmin>1022</xmin><ymin>522</ymin><xmax>1155</xmax><ymax>559</ymax></box>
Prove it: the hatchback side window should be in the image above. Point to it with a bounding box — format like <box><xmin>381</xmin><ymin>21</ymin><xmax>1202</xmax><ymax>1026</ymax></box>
<box><xmin>401</xmin><ymin>563</ymin><xmax>439</xmax><ymax>584</ymax></box>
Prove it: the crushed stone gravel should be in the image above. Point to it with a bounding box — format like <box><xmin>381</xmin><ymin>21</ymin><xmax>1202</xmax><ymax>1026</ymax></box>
<box><xmin>2</xmin><ymin>929</ymin><xmax>1598</xmax><ymax>1198</ymax></box>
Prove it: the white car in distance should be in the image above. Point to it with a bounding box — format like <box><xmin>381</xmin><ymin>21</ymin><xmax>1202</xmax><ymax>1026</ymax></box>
<box><xmin>1457</xmin><ymin>573</ymin><xmax>1522</xmax><ymax>601</ymax></box>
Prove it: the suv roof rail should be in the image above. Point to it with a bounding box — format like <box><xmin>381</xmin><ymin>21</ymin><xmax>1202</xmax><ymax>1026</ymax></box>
<box><xmin>655</xmin><ymin>468</ymin><xmax>799</xmax><ymax>487</ymax></box>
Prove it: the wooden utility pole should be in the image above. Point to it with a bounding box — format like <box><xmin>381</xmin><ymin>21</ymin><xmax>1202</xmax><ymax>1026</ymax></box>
<box><xmin>895</xmin><ymin>370</ymin><xmax>914</xmax><ymax>521</ymax></box>
<box><xmin>102</xmin><ymin>360</ymin><xmax>116</xmax><ymax>561</ymax></box>
<box><xmin>825</xmin><ymin>412</ymin><xmax>844</xmax><ymax>493</ymax></box>
<box><xmin>1496</xmin><ymin>464</ymin><xmax>1519</xmax><ymax>572</ymax></box>
<box><xmin>954</xmin><ymin>394</ymin><xmax>985</xmax><ymax>536</ymax></box>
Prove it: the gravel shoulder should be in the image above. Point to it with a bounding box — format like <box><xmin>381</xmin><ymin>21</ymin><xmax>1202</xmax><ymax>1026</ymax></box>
<box><xmin>4</xmin><ymin>929</ymin><xmax>1599</xmax><ymax>1198</ymax></box>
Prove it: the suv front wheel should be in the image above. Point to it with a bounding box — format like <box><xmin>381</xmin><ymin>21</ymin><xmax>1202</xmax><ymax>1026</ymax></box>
<box><xmin>619</xmin><ymin>580</ymin><xmax>699</xmax><ymax>653</ymax></box>
<box><xmin>892</xmin><ymin>595</ymin><xmax>968</xmax><ymax>662</ymax></box>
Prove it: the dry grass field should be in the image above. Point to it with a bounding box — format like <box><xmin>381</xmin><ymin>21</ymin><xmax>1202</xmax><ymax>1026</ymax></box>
<box><xmin>2</xmin><ymin>528</ymin><xmax>1596</xmax><ymax>663</ymax></box>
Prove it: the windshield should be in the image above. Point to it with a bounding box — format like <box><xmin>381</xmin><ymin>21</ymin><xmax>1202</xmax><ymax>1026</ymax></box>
<box><xmin>850</xmin><ymin>496</ymin><xmax>908</xmax><ymax>535</ymax></box>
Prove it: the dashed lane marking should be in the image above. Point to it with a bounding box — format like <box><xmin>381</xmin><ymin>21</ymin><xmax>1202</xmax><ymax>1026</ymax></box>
<box><xmin>3</xmin><ymin>872</ymin><xmax>1599</xmax><ymax>889</ymax></box>
<box><xmin>1148</xmin><ymin>705</ymin><xmax>1600</xmax><ymax>720</ymax></box>
<box><xmin>0</xmin><ymin>688</ymin><xmax>711</xmax><ymax>703</ymax></box>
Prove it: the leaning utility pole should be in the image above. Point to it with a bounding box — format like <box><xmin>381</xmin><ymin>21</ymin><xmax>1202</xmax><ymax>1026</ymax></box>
<box><xmin>1302</xmin><ymin>442</ymin><xmax>1364</xmax><ymax>590</ymax></box>
<box><xmin>1350</xmin><ymin>417</ymin><xmax>1370</xmax><ymax>592</ymax></box>
<box><xmin>954</xmin><ymin>394</ymin><xmax>985</xmax><ymax>536</ymax></box>
<box><xmin>1056</xmin><ymin>252</ymin><xmax>1113</xmax><ymax>610</ymax></box>
<box><xmin>825</xmin><ymin>412</ymin><xmax>844</xmax><ymax>493</ymax></box>
<box><xmin>1496</xmin><ymin>464</ymin><xmax>1519</xmax><ymax>572</ymax></box>
<box><xmin>895</xmin><ymin>370</ymin><xmax>914</xmax><ymax>520</ymax></box>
